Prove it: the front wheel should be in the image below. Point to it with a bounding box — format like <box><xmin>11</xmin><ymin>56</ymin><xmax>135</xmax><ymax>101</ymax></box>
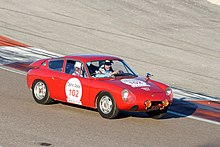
<box><xmin>32</xmin><ymin>80</ymin><xmax>53</xmax><ymax>104</ymax></box>
<box><xmin>97</xmin><ymin>92</ymin><xmax>119</xmax><ymax>119</ymax></box>
<box><xmin>146</xmin><ymin>108</ymin><xmax>168</xmax><ymax>119</ymax></box>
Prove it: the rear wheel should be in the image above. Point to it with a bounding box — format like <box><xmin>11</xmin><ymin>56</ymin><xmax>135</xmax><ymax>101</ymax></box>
<box><xmin>32</xmin><ymin>80</ymin><xmax>53</xmax><ymax>104</ymax></box>
<box><xmin>146</xmin><ymin>108</ymin><xmax>168</xmax><ymax>119</ymax></box>
<box><xmin>97</xmin><ymin>92</ymin><xmax>119</xmax><ymax>119</ymax></box>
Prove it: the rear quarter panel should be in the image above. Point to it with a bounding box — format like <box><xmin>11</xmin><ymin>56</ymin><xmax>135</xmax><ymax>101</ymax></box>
<box><xmin>27</xmin><ymin>67</ymin><xmax>60</xmax><ymax>99</ymax></box>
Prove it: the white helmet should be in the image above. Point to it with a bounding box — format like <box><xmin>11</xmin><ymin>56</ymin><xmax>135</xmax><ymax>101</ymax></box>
<box><xmin>75</xmin><ymin>61</ymin><xmax>82</xmax><ymax>69</ymax></box>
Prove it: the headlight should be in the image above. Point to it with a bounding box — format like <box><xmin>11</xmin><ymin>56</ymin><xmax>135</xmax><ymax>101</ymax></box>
<box><xmin>122</xmin><ymin>89</ymin><xmax>129</xmax><ymax>100</ymax></box>
<box><xmin>166</xmin><ymin>87</ymin><xmax>172</xmax><ymax>96</ymax></box>
<box><xmin>121</xmin><ymin>89</ymin><xmax>136</xmax><ymax>103</ymax></box>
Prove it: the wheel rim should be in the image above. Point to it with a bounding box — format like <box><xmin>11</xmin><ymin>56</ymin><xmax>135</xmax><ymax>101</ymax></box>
<box><xmin>34</xmin><ymin>81</ymin><xmax>47</xmax><ymax>100</ymax></box>
<box><xmin>99</xmin><ymin>96</ymin><xmax>113</xmax><ymax>114</ymax></box>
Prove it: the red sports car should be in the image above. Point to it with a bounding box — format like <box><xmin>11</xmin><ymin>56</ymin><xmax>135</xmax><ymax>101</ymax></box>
<box><xmin>27</xmin><ymin>54</ymin><xmax>173</xmax><ymax>119</ymax></box>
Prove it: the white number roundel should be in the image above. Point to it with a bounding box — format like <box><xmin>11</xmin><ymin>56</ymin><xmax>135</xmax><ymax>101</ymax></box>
<box><xmin>65</xmin><ymin>78</ymin><xmax>82</xmax><ymax>105</ymax></box>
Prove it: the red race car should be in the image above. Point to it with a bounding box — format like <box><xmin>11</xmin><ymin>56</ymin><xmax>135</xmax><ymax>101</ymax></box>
<box><xmin>27</xmin><ymin>54</ymin><xmax>173</xmax><ymax>119</ymax></box>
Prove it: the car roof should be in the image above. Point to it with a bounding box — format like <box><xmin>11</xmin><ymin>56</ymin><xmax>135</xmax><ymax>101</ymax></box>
<box><xmin>62</xmin><ymin>54</ymin><xmax>122</xmax><ymax>63</ymax></box>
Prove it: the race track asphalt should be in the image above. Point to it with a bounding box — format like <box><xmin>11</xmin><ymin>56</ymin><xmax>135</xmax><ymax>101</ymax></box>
<box><xmin>0</xmin><ymin>69</ymin><xmax>220</xmax><ymax>147</ymax></box>
<box><xmin>0</xmin><ymin>0</ymin><xmax>220</xmax><ymax>146</ymax></box>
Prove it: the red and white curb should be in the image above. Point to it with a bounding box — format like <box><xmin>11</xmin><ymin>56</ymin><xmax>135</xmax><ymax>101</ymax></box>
<box><xmin>0</xmin><ymin>35</ymin><xmax>220</xmax><ymax>125</ymax></box>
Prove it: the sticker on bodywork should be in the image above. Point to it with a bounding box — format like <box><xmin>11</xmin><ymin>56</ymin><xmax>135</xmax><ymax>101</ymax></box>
<box><xmin>65</xmin><ymin>78</ymin><xmax>82</xmax><ymax>105</ymax></box>
<box><xmin>121</xmin><ymin>79</ymin><xmax>150</xmax><ymax>88</ymax></box>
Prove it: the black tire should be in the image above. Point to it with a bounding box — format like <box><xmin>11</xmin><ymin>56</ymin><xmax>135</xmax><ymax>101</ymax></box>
<box><xmin>146</xmin><ymin>108</ymin><xmax>168</xmax><ymax>119</ymax></box>
<box><xmin>32</xmin><ymin>80</ymin><xmax>53</xmax><ymax>104</ymax></box>
<box><xmin>97</xmin><ymin>92</ymin><xmax>119</xmax><ymax>119</ymax></box>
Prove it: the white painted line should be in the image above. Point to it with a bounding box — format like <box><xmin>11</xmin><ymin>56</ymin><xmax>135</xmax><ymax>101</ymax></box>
<box><xmin>0</xmin><ymin>46</ymin><xmax>62</xmax><ymax>64</ymax></box>
<box><xmin>172</xmin><ymin>88</ymin><xmax>219</xmax><ymax>101</ymax></box>
<box><xmin>0</xmin><ymin>66</ymin><xmax>26</xmax><ymax>75</ymax></box>
<box><xmin>168</xmin><ymin>110</ymin><xmax>220</xmax><ymax>126</ymax></box>
<box><xmin>207</xmin><ymin>0</ymin><xmax>220</xmax><ymax>5</ymax></box>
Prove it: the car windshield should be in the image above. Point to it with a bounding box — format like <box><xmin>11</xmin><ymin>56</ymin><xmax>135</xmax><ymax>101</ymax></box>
<box><xmin>86</xmin><ymin>59</ymin><xmax>137</xmax><ymax>78</ymax></box>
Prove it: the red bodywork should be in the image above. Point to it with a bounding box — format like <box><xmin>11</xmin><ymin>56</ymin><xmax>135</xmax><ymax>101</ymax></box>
<box><xmin>27</xmin><ymin>54</ymin><xmax>173</xmax><ymax>111</ymax></box>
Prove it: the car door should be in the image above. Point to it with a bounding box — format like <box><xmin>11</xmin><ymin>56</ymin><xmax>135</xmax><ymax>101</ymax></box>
<box><xmin>58</xmin><ymin>59</ymin><xmax>91</xmax><ymax>106</ymax></box>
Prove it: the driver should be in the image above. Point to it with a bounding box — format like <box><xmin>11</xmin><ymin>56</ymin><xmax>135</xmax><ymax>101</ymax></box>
<box><xmin>96</xmin><ymin>60</ymin><xmax>119</xmax><ymax>77</ymax></box>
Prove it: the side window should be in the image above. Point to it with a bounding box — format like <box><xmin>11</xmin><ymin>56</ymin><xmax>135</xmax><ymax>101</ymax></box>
<box><xmin>65</xmin><ymin>60</ymin><xmax>87</xmax><ymax>78</ymax></box>
<box><xmin>48</xmin><ymin>60</ymin><xmax>64</xmax><ymax>72</ymax></box>
<box><xmin>65</xmin><ymin>60</ymin><xmax>76</xmax><ymax>74</ymax></box>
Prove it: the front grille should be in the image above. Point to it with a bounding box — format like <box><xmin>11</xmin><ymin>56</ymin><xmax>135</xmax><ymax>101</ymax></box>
<box><xmin>150</xmin><ymin>101</ymin><xmax>162</xmax><ymax>106</ymax></box>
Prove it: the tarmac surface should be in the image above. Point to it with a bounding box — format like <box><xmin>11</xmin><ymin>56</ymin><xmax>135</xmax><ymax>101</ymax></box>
<box><xmin>0</xmin><ymin>0</ymin><xmax>220</xmax><ymax>146</ymax></box>
<box><xmin>0</xmin><ymin>69</ymin><xmax>220</xmax><ymax>147</ymax></box>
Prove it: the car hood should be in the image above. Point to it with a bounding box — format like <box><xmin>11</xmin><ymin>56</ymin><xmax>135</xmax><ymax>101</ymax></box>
<box><xmin>107</xmin><ymin>76</ymin><xmax>167</xmax><ymax>101</ymax></box>
<box><xmin>106</xmin><ymin>76</ymin><xmax>164</xmax><ymax>93</ymax></box>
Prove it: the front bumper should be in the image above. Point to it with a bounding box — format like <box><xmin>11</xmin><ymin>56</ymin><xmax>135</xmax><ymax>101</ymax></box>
<box><xmin>118</xmin><ymin>99</ymin><xmax>172</xmax><ymax>112</ymax></box>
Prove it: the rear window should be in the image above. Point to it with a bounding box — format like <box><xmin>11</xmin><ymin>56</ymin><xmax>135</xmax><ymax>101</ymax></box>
<box><xmin>49</xmin><ymin>60</ymin><xmax>64</xmax><ymax>72</ymax></box>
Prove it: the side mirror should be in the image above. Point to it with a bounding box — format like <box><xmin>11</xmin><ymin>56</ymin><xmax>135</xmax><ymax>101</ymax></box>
<box><xmin>146</xmin><ymin>72</ymin><xmax>153</xmax><ymax>81</ymax></box>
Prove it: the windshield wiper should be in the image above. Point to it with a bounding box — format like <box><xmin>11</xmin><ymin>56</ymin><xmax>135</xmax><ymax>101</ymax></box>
<box><xmin>114</xmin><ymin>73</ymin><xmax>136</xmax><ymax>77</ymax></box>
